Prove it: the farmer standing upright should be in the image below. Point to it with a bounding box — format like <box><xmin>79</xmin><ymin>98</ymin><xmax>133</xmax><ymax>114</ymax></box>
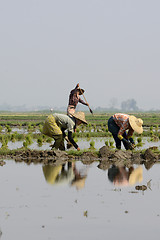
<box><xmin>108</xmin><ymin>113</ymin><xmax>143</xmax><ymax>150</ymax></box>
<box><xmin>67</xmin><ymin>83</ymin><xmax>89</xmax><ymax>116</ymax></box>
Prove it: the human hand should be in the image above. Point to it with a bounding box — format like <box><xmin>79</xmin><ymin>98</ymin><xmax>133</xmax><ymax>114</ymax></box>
<box><xmin>67</xmin><ymin>142</ymin><xmax>72</xmax><ymax>149</ymax></box>
<box><xmin>122</xmin><ymin>138</ymin><xmax>133</xmax><ymax>150</ymax></box>
<box><xmin>128</xmin><ymin>142</ymin><xmax>135</xmax><ymax>150</ymax></box>
<box><xmin>131</xmin><ymin>143</ymin><xmax>136</xmax><ymax>149</ymax></box>
<box><xmin>77</xmin><ymin>147</ymin><xmax>80</xmax><ymax>151</ymax></box>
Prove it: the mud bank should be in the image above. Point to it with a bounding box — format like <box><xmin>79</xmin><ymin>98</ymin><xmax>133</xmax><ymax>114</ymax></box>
<box><xmin>0</xmin><ymin>146</ymin><xmax>159</xmax><ymax>169</ymax></box>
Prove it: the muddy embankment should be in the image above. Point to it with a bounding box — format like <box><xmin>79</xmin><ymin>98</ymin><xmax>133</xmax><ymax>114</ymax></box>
<box><xmin>0</xmin><ymin>146</ymin><xmax>160</xmax><ymax>170</ymax></box>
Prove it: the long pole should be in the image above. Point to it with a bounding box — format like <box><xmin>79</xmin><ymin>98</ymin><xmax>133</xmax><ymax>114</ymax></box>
<box><xmin>79</xmin><ymin>87</ymin><xmax>93</xmax><ymax>114</ymax></box>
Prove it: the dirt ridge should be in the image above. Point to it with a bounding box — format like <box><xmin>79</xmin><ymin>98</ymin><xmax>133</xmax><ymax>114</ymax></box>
<box><xmin>0</xmin><ymin>146</ymin><xmax>159</xmax><ymax>168</ymax></box>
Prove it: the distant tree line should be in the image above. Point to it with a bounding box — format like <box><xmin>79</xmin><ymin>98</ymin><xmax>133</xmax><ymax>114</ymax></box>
<box><xmin>121</xmin><ymin>99</ymin><xmax>139</xmax><ymax>111</ymax></box>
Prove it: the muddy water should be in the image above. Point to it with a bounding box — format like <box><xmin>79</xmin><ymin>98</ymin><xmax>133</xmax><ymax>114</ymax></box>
<box><xmin>77</xmin><ymin>137</ymin><xmax>160</xmax><ymax>150</ymax></box>
<box><xmin>3</xmin><ymin>137</ymin><xmax>160</xmax><ymax>151</ymax></box>
<box><xmin>0</xmin><ymin>158</ymin><xmax>160</xmax><ymax>240</ymax></box>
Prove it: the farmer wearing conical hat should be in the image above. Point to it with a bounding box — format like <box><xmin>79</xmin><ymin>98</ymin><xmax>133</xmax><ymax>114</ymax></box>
<box><xmin>108</xmin><ymin>165</ymin><xmax>143</xmax><ymax>186</ymax></box>
<box><xmin>67</xmin><ymin>83</ymin><xmax>89</xmax><ymax>116</ymax></box>
<box><xmin>43</xmin><ymin>111</ymin><xmax>87</xmax><ymax>151</ymax></box>
<box><xmin>108</xmin><ymin>113</ymin><xmax>143</xmax><ymax>150</ymax></box>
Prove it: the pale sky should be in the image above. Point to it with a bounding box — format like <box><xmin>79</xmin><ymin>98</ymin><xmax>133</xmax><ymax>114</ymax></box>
<box><xmin>0</xmin><ymin>0</ymin><xmax>160</xmax><ymax>110</ymax></box>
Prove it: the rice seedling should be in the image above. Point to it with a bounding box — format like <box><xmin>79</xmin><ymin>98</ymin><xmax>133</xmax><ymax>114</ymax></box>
<box><xmin>25</xmin><ymin>134</ymin><xmax>33</xmax><ymax>145</ymax></box>
<box><xmin>0</xmin><ymin>135</ymin><xmax>9</xmax><ymax>149</ymax></box>
<box><xmin>11</xmin><ymin>133</ymin><xmax>16</xmax><ymax>142</ymax></box>
<box><xmin>27</xmin><ymin>123</ymin><xmax>34</xmax><ymax>132</ymax></box>
<box><xmin>93</xmin><ymin>124</ymin><xmax>96</xmax><ymax>132</ymax></box>
<box><xmin>73</xmin><ymin>136</ymin><xmax>78</xmax><ymax>143</ymax></box>
<box><xmin>23</xmin><ymin>141</ymin><xmax>29</xmax><ymax>148</ymax></box>
<box><xmin>150</xmin><ymin>125</ymin><xmax>153</xmax><ymax>130</ymax></box>
<box><xmin>76</xmin><ymin>128</ymin><xmax>80</xmax><ymax>133</ymax></box>
<box><xmin>109</xmin><ymin>140</ymin><xmax>114</xmax><ymax>148</ymax></box>
<box><xmin>0</xmin><ymin>126</ymin><xmax>3</xmax><ymax>132</ymax></box>
<box><xmin>155</xmin><ymin>124</ymin><xmax>159</xmax><ymax>132</ymax></box>
<box><xmin>105</xmin><ymin>140</ymin><xmax>109</xmax><ymax>146</ymax></box>
<box><xmin>1</xmin><ymin>141</ymin><xmax>8</xmax><ymax>150</ymax></box>
<box><xmin>39</xmin><ymin>124</ymin><xmax>43</xmax><ymax>133</ymax></box>
<box><xmin>136</xmin><ymin>137</ymin><xmax>143</xmax><ymax>147</ymax></box>
<box><xmin>89</xmin><ymin>140</ymin><xmax>95</xmax><ymax>150</ymax></box>
<box><xmin>16</xmin><ymin>133</ymin><xmax>25</xmax><ymax>141</ymax></box>
<box><xmin>150</xmin><ymin>135</ymin><xmax>159</xmax><ymax>142</ymax></box>
<box><xmin>86</xmin><ymin>133</ymin><xmax>91</xmax><ymax>139</ymax></box>
<box><xmin>5</xmin><ymin>125</ymin><xmax>12</xmax><ymax>133</ymax></box>
<box><xmin>0</xmin><ymin>134</ymin><xmax>4</xmax><ymax>142</ymax></box>
<box><xmin>46</xmin><ymin>137</ymin><xmax>52</xmax><ymax>143</ymax></box>
<box><xmin>37</xmin><ymin>137</ymin><xmax>43</xmax><ymax>147</ymax></box>
<box><xmin>80</xmin><ymin>124</ymin><xmax>85</xmax><ymax>133</ymax></box>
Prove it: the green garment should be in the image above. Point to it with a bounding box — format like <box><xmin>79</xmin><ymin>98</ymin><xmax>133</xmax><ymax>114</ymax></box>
<box><xmin>42</xmin><ymin>115</ymin><xmax>62</xmax><ymax>137</ymax></box>
<box><xmin>42</xmin><ymin>114</ymin><xmax>75</xmax><ymax>150</ymax></box>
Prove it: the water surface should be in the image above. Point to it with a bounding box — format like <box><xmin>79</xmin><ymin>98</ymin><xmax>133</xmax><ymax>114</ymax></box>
<box><xmin>0</xmin><ymin>158</ymin><xmax>160</xmax><ymax>240</ymax></box>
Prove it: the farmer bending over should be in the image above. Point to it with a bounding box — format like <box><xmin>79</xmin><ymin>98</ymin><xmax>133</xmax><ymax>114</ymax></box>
<box><xmin>67</xmin><ymin>83</ymin><xmax>89</xmax><ymax>116</ymax></box>
<box><xmin>108</xmin><ymin>113</ymin><xmax>143</xmax><ymax>150</ymax></box>
<box><xmin>43</xmin><ymin>112</ymin><xmax>87</xmax><ymax>151</ymax></box>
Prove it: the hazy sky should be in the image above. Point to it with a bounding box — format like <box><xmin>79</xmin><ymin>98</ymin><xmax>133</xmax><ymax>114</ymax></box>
<box><xmin>0</xmin><ymin>0</ymin><xmax>160</xmax><ymax>110</ymax></box>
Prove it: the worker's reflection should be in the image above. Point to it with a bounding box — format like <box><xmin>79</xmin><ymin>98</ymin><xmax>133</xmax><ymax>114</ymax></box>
<box><xmin>108</xmin><ymin>165</ymin><xmax>143</xmax><ymax>186</ymax></box>
<box><xmin>71</xmin><ymin>162</ymin><xmax>87</xmax><ymax>190</ymax></box>
<box><xmin>42</xmin><ymin>162</ymin><xmax>88</xmax><ymax>190</ymax></box>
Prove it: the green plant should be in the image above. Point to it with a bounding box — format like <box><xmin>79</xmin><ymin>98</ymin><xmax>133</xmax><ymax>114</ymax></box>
<box><xmin>137</xmin><ymin>137</ymin><xmax>142</xmax><ymax>143</ymax></box>
<box><xmin>25</xmin><ymin>134</ymin><xmax>33</xmax><ymax>145</ymax></box>
<box><xmin>37</xmin><ymin>137</ymin><xmax>43</xmax><ymax>147</ymax></box>
<box><xmin>11</xmin><ymin>133</ymin><xmax>16</xmax><ymax>142</ymax></box>
<box><xmin>39</xmin><ymin>124</ymin><xmax>43</xmax><ymax>133</ymax></box>
<box><xmin>23</xmin><ymin>141</ymin><xmax>28</xmax><ymax>148</ymax></box>
<box><xmin>86</xmin><ymin>133</ymin><xmax>91</xmax><ymax>139</ymax></box>
<box><xmin>93</xmin><ymin>124</ymin><xmax>96</xmax><ymax>132</ymax></box>
<box><xmin>5</xmin><ymin>125</ymin><xmax>11</xmax><ymax>133</ymax></box>
<box><xmin>105</xmin><ymin>140</ymin><xmax>109</xmax><ymax>146</ymax></box>
<box><xmin>89</xmin><ymin>140</ymin><xmax>95</xmax><ymax>149</ymax></box>
<box><xmin>109</xmin><ymin>140</ymin><xmax>114</xmax><ymax>147</ymax></box>
<box><xmin>150</xmin><ymin>126</ymin><xmax>153</xmax><ymax>131</ymax></box>
<box><xmin>155</xmin><ymin>124</ymin><xmax>159</xmax><ymax>132</ymax></box>
<box><xmin>150</xmin><ymin>130</ymin><xmax>153</xmax><ymax>136</ymax></box>
<box><xmin>0</xmin><ymin>126</ymin><xmax>3</xmax><ymax>132</ymax></box>
<box><xmin>46</xmin><ymin>137</ymin><xmax>52</xmax><ymax>143</ymax></box>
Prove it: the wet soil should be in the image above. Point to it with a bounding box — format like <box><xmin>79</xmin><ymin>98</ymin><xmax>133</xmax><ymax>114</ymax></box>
<box><xmin>0</xmin><ymin>146</ymin><xmax>159</xmax><ymax>169</ymax></box>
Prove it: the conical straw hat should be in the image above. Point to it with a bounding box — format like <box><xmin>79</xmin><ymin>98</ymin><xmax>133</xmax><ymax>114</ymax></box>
<box><xmin>129</xmin><ymin>166</ymin><xmax>143</xmax><ymax>185</ymax></box>
<box><xmin>71</xmin><ymin>112</ymin><xmax>87</xmax><ymax>124</ymax></box>
<box><xmin>129</xmin><ymin>115</ymin><xmax>143</xmax><ymax>134</ymax></box>
<box><xmin>77</xmin><ymin>87</ymin><xmax>84</xmax><ymax>95</ymax></box>
<box><xmin>71</xmin><ymin>177</ymin><xmax>86</xmax><ymax>190</ymax></box>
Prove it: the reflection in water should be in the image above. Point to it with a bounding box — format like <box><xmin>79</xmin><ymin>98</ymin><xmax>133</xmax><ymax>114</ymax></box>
<box><xmin>42</xmin><ymin>158</ymin><xmax>146</xmax><ymax>189</ymax></box>
<box><xmin>43</xmin><ymin>162</ymin><xmax>88</xmax><ymax>190</ymax></box>
<box><xmin>108</xmin><ymin>165</ymin><xmax>143</xmax><ymax>186</ymax></box>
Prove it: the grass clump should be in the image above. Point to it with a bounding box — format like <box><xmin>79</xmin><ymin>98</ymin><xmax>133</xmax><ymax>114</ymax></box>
<box><xmin>89</xmin><ymin>140</ymin><xmax>95</xmax><ymax>150</ymax></box>
<box><xmin>37</xmin><ymin>137</ymin><xmax>43</xmax><ymax>147</ymax></box>
<box><xmin>25</xmin><ymin>134</ymin><xmax>33</xmax><ymax>145</ymax></box>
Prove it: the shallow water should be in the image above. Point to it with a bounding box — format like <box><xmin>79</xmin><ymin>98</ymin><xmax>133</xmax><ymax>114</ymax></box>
<box><xmin>2</xmin><ymin>137</ymin><xmax>160</xmax><ymax>151</ymax></box>
<box><xmin>0</xmin><ymin>158</ymin><xmax>160</xmax><ymax>240</ymax></box>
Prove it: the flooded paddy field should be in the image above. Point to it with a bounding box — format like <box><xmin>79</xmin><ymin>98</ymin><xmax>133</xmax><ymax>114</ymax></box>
<box><xmin>1</xmin><ymin>156</ymin><xmax>160</xmax><ymax>240</ymax></box>
<box><xmin>1</xmin><ymin>136</ymin><xmax>160</xmax><ymax>152</ymax></box>
<box><xmin>0</xmin><ymin>113</ymin><xmax>160</xmax><ymax>239</ymax></box>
